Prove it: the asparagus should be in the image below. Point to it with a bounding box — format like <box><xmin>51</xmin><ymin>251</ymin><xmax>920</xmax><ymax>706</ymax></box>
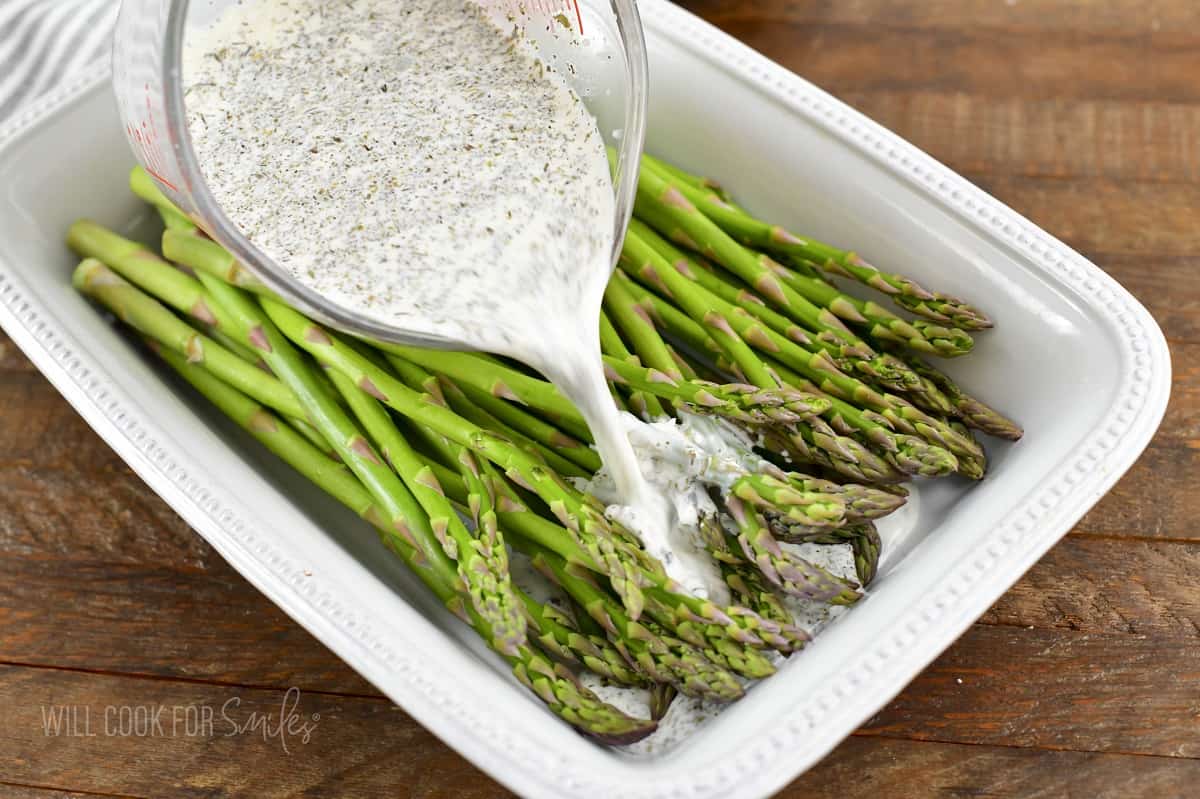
<box><xmin>599</xmin><ymin>310</ymin><xmax>667</xmax><ymax>420</ymax></box>
<box><xmin>456</xmin><ymin>381</ymin><xmax>603</xmax><ymax>472</ymax></box>
<box><xmin>602</xmin><ymin>355</ymin><xmax>831</xmax><ymax>428</ymax></box>
<box><xmin>616</xmin><ymin>269</ymin><xmax>956</xmax><ymax>478</ymax></box>
<box><xmin>632</xmin><ymin>220</ymin><xmax>918</xmax><ymax>390</ymax></box>
<box><xmin>890</xmin><ymin>351</ymin><xmax>1024</xmax><ymax>440</ymax></box>
<box><xmin>633</xmin><ymin>178</ymin><xmax>873</xmax><ymax>358</ymax></box>
<box><xmin>697</xmin><ymin>514</ymin><xmax>793</xmax><ymax>628</ymax></box>
<box><xmin>435</xmin><ymin>375</ymin><xmax>592</xmax><ymax>480</ymax></box>
<box><xmin>476</xmin><ymin>491</ymin><xmax>807</xmax><ymax>658</ymax></box>
<box><xmin>519</xmin><ymin>590</ymin><xmax>645</xmax><ymax>686</ymax></box>
<box><xmin>649</xmin><ymin>684</ymin><xmax>677</xmax><ymax>722</ymax></box>
<box><xmin>622</xmin><ymin>220</ymin><xmax>781</xmax><ymax>389</ymax></box>
<box><xmin>724</xmin><ymin>496</ymin><xmax>861</xmax><ymax>604</ymax></box>
<box><xmin>68</xmin><ymin>221</ymin><xmax>238</xmax><ymax>334</ymax></box>
<box><xmin>129</xmin><ymin>167</ymin><xmax>195</xmax><ymax>232</ymax></box>
<box><xmin>375</xmin><ymin>344</ymin><xmax>592</xmax><ymax>442</ymax></box>
<box><xmin>604</xmin><ymin>275</ymin><xmax>683</xmax><ymax>380</ymax></box>
<box><xmin>72</xmin><ymin>259</ymin><xmax>311</xmax><ymax>422</ymax></box>
<box><xmin>521</xmin><ymin>540</ymin><xmax>745</xmax><ymax>702</ymax></box>
<box><xmin>185</xmin><ymin>271</ymin><xmax>531</xmax><ymax>638</ymax></box>
<box><xmin>893</xmin><ymin>293</ymin><xmax>995</xmax><ymax>332</ymax></box>
<box><xmin>767</xmin><ymin>257</ymin><xmax>975</xmax><ymax>357</ymax></box>
<box><xmin>324</xmin><ymin>365</ymin><xmax>526</xmax><ymax>654</ymax></box>
<box><xmin>128</xmin><ymin>297</ymin><xmax>656</xmax><ymax>743</ymax></box>
<box><xmin>259</xmin><ymin>300</ymin><xmax>660</xmax><ymax>617</ymax></box>
<box><xmin>767</xmin><ymin>521</ymin><xmax>882</xmax><ymax>587</ymax></box>
<box><xmin>640</xmin><ymin>155</ymin><xmax>993</xmax><ymax>329</ymax></box>
<box><xmin>783</xmin><ymin>473</ymin><xmax>906</xmax><ymax>521</ymax></box>
<box><xmin>641</xmin><ymin>152</ymin><xmax>736</xmax><ymax>205</ymax></box>
<box><xmin>732</xmin><ymin>473</ymin><xmax>847</xmax><ymax>528</ymax></box>
<box><xmin>162</xmin><ymin>226</ymin><xmax>271</xmax><ymax>295</ymax></box>
<box><xmin>617</xmin><ymin>257</ymin><xmax>894</xmax><ymax>411</ymax></box>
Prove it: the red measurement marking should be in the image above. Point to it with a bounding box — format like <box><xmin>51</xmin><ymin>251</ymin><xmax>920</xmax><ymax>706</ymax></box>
<box><xmin>571</xmin><ymin>0</ymin><xmax>584</xmax><ymax>36</ymax></box>
<box><xmin>127</xmin><ymin>84</ymin><xmax>179</xmax><ymax>192</ymax></box>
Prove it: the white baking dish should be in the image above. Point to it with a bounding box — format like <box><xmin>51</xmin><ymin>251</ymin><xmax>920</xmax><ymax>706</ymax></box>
<box><xmin>0</xmin><ymin>3</ymin><xmax>1170</xmax><ymax>797</ymax></box>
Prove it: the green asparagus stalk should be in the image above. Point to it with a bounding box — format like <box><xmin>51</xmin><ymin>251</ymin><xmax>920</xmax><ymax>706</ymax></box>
<box><xmin>324</xmin><ymin>365</ymin><xmax>526</xmax><ymax>653</ymax></box>
<box><xmin>259</xmin><ymin>300</ymin><xmax>660</xmax><ymax>617</ymax></box>
<box><xmin>162</xmin><ymin>227</ymin><xmax>271</xmax><ymax>295</ymax></box>
<box><xmin>724</xmin><ymin>496</ymin><xmax>861</xmax><ymax>604</ymax></box>
<box><xmin>518</xmin><ymin>589</ymin><xmax>645</xmax><ymax>686</ymax></box>
<box><xmin>68</xmin><ymin>221</ymin><xmax>238</xmax><ymax>333</ymax></box>
<box><xmin>640</xmin><ymin>155</ymin><xmax>993</xmax><ymax>329</ymax></box>
<box><xmin>602</xmin><ymin>354</ymin><xmax>830</xmax><ymax>428</ymax></box>
<box><xmin>696</xmin><ymin>514</ymin><xmax>799</xmax><ymax>629</ymax></box>
<box><xmin>649</xmin><ymin>684</ymin><xmax>677</xmax><ymax>722</ymax></box>
<box><xmin>783</xmin><ymin>473</ymin><xmax>906</xmax><ymax>521</ymax></box>
<box><xmin>126</xmin><ymin>295</ymin><xmax>656</xmax><ymax>743</ymax></box>
<box><xmin>72</xmin><ymin>259</ymin><xmax>310</xmax><ymax>421</ymax></box>
<box><xmin>599</xmin><ymin>310</ymin><xmax>668</xmax><ymax>420</ymax></box>
<box><xmin>618</xmin><ymin>261</ymin><xmax>893</xmax><ymax>411</ymax></box>
<box><xmin>633</xmin><ymin>180</ymin><xmax>873</xmax><ymax>359</ymax></box>
<box><xmin>375</xmin><ymin>344</ymin><xmax>592</xmax><ymax>442</ymax></box>
<box><xmin>616</xmin><ymin>269</ymin><xmax>956</xmax><ymax>478</ymax></box>
<box><xmin>889</xmin><ymin>351</ymin><xmax>1023</xmax><ymax>441</ymax></box>
<box><xmin>187</xmin><ymin>271</ymin><xmax>496</xmax><ymax>608</ymax></box>
<box><xmin>604</xmin><ymin>275</ymin><xmax>683</xmax><ymax>381</ymax></box>
<box><xmin>893</xmin><ymin>293</ymin><xmax>994</xmax><ymax>332</ymax></box>
<box><xmin>766</xmin><ymin>257</ymin><xmax>975</xmax><ymax>357</ymax></box>
<box><xmin>629</xmin><ymin>220</ymin><xmax>928</xmax><ymax>394</ymax></box>
<box><xmin>434</xmin><ymin>375</ymin><xmax>592</xmax><ymax>479</ymax></box>
<box><xmin>521</xmin><ymin>540</ymin><xmax>745</xmax><ymax>702</ymax></box>
<box><xmin>129</xmin><ymin>167</ymin><xmax>195</xmax><ymax>232</ymax></box>
<box><xmin>767</xmin><ymin>521</ymin><xmax>882</xmax><ymax>587</ymax></box>
<box><xmin>622</xmin><ymin>221</ymin><xmax>781</xmax><ymax>388</ymax></box>
<box><xmin>731</xmin><ymin>474</ymin><xmax>847</xmax><ymax>528</ymax></box>
<box><xmin>456</xmin><ymin>381</ymin><xmax>603</xmax><ymax>472</ymax></box>
<box><xmin>641</xmin><ymin>152</ymin><xmax>737</xmax><ymax>205</ymax></box>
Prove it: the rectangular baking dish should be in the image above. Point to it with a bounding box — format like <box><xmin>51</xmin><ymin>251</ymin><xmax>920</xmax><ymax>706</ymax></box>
<box><xmin>0</xmin><ymin>2</ymin><xmax>1170</xmax><ymax>797</ymax></box>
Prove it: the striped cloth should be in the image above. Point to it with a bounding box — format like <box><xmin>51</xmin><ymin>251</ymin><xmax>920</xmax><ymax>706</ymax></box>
<box><xmin>0</xmin><ymin>0</ymin><xmax>117</xmax><ymax>122</ymax></box>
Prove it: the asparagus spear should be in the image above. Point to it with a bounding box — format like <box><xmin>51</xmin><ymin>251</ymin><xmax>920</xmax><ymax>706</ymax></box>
<box><xmin>259</xmin><ymin>300</ymin><xmax>661</xmax><ymax>617</ymax></box>
<box><xmin>696</xmin><ymin>514</ymin><xmax>794</xmax><ymax>628</ymax></box>
<box><xmin>641</xmin><ymin>152</ymin><xmax>737</xmax><ymax>205</ymax></box>
<box><xmin>162</xmin><ymin>226</ymin><xmax>271</xmax><ymax>296</ymax></box>
<box><xmin>639</xmin><ymin>155</ymin><xmax>993</xmax><ymax>330</ymax></box>
<box><xmin>783</xmin><ymin>473</ymin><xmax>906</xmax><ymax>521</ymax></box>
<box><xmin>68</xmin><ymin>221</ymin><xmax>237</xmax><ymax>334</ymax></box>
<box><xmin>604</xmin><ymin>275</ymin><xmax>683</xmax><ymax>381</ymax></box>
<box><xmin>633</xmin><ymin>176</ymin><xmax>873</xmax><ymax>359</ymax></box>
<box><xmin>125</xmin><ymin>294</ymin><xmax>656</xmax><ymax>743</ymax></box>
<box><xmin>631</xmin><ymin>220</ymin><xmax>918</xmax><ymax>390</ymax></box>
<box><xmin>731</xmin><ymin>474</ymin><xmax>847</xmax><ymax>528</ymax></box>
<box><xmin>622</xmin><ymin>219</ymin><xmax>781</xmax><ymax>388</ymax></box>
<box><xmin>129</xmin><ymin>167</ymin><xmax>195</xmax><ymax>232</ymax></box>
<box><xmin>766</xmin><ymin>257</ymin><xmax>975</xmax><ymax>357</ymax></box>
<box><xmin>71</xmin><ymin>259</ymin><xmax>311</xmax><ymax>421</ymax></box>
<box><xmin>184</xmin><ymin>270</ymin><xmax>531</xmax><ymax>648</ymax></box>
<box><xmin>724</xmin><ymin>496</ymin><xmax>861</xmax><ymax>604</ymax></box>
<box><xmin>599</xmin><ymin>310</ymin><xmax>667</xmax><ymax>420</ymax></box>
<box><xmin>767</xmin><ymin>521</ymin><xmax>882</xmax><ymax>587</ymax></box>
<box><xmin>602</xmin><ymin>355</ymin><xmax>831</xmax><ymax>427</ymax></box>
<box><xmin>324</xmin><ymin>365</ymin><xmax>526</xmax><ymax>653</ymax></box>
<box><xmin>520</xmin><ymin>539</ymin><xmax>746</xmax><ymax>702</ymax></box>
<box><xmin>375</xmin><ymin>344</ymin><xmax>592</xmax><ymax>442</ymax></box>
<box><xmin>887</xmin><ymin>350</ymin><xmax>1023</xmax><ymax>441</ymax></box>
<box><xmin>519</xmin><ymin>589</ymin><xmax>646</xmax><ymax>687</ymax></box>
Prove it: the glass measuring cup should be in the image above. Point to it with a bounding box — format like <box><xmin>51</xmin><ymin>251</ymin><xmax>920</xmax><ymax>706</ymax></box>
<box><xmin>112</xmin><ymin>0</ymin><xmax>649</xmax><ymax>349</ymax></box>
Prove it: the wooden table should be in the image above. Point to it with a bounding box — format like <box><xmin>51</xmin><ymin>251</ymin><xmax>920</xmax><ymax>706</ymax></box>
<box><xmin>2</xmin><ymin>1</ymin><xmax>1196</xmax><ymax>796</ymax></box>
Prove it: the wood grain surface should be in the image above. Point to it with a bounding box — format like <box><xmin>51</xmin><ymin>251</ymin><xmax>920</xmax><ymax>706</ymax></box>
<box><xmin>1</xmin><ymin>1</ymin><xmax>1195</xmax><ymax>796</ymax></box>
